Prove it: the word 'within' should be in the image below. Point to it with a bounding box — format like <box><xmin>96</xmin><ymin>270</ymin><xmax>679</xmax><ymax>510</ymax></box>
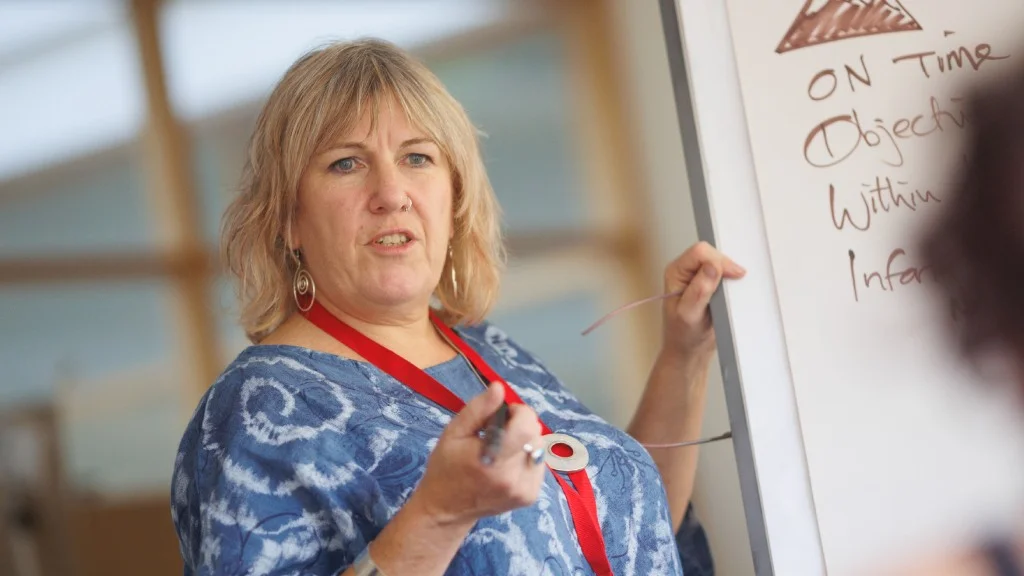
<box><xmin>830</xmin><ymin>176</ymin><xmax>940</xmax><ymax>232</ymax></box>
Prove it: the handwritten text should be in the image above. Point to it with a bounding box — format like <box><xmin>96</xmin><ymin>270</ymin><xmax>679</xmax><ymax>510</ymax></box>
<box><xmin>830</xmin><ymin>176</ymin><xmax>941</xmax><ymax>232</ymax></box>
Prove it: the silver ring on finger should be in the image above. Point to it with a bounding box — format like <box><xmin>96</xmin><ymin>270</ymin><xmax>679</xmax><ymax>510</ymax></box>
<box><xmin>523</xmin><ymin>443</ymin><xmax>545</xmax><ymax>466</ymax></box>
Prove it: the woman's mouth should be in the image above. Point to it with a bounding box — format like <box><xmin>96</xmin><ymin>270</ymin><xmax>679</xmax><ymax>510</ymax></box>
<box><xmin>374</xmin><ymin>232</ymin><xmax>411</xmax><ymax>247</ymax></box>
<box><xmin>368</xmin><ymin>229</ymin><xmax>416</xmax><ymax>253</ymax></box>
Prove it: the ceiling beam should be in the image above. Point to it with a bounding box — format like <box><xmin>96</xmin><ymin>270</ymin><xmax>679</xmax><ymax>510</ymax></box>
<box><xmin>130</xmin><ymin>0</ymin><xmax>222</xmax><ymax>410</ymax></box>
<box><xmin>0</xmin><ymin>250</ymin><xmax>211</xmax><ymax>284</ymax></box>
<box><xmin>0</xmin><ymin>228</ymin><xmax>638</xmax><ymax>285</ymax></box>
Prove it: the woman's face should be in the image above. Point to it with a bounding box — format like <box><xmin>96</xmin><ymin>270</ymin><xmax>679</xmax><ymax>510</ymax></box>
<box><xmin>291</xmin><ymin>103</ymin><xmax>454</xmax><ymax>320</ymax></box>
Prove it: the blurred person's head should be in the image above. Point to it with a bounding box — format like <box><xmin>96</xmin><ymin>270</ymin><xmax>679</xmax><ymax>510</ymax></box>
<box><xmin>220</xmin><ymin>38</ymin><xmax>504</xmax><ymax>343</ymax></box>
<box><xmin>920</xmin><ymin>61</ymin><xmax>1024</xmax><ymax>386</ymax></box>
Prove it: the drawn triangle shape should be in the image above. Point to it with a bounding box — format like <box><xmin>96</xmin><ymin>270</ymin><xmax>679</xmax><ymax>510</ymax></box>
<box><xmin>776</xmin><ymin>0</ymin><xmax>923</xmax><ymax>54</ymax></box>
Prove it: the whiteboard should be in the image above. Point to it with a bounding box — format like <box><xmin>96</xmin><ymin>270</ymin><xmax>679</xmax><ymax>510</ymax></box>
<box><xmin>662</xmin><ymin>1</ymin><xmax>1024</xmax><ymax>574</ymax></box>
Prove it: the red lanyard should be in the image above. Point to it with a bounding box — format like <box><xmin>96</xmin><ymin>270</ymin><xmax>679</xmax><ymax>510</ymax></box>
<box><xmin>303</xmin><ymin>301</ymin><xmax>614</xmax><ymax>575</ymax></box>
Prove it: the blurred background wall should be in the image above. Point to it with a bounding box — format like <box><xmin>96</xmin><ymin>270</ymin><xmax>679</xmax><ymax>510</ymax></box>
<box><xmin>0</xmin><ymin>1</ymin><xmax>754</xmax><ymax>574</ymax></box>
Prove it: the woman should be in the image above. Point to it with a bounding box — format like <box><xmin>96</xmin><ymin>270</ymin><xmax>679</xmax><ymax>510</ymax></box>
<box><xmin>876</xmin><ymin>60</ymin><xmax>1024</xmax><ymax>576</ymax></box>
<box><xmin>170</xmin><ymin>37</ymin><xmax>744</xmax><ymax>575</ymax></box>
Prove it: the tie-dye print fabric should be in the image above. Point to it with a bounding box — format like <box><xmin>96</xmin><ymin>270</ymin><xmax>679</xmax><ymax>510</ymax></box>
<box><xmin>171</xmin><ymin>321</ymin><xmax>684</xmax><ymax>575</ymax></box>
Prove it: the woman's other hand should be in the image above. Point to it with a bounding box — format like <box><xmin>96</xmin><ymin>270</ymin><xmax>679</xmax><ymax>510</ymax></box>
<box><xmin>661</xmin><ymin>241</ymin><xmax>746</xmax><ymax>363</ymax></box>
<box><xmin>411</xmin><ymin>382</ymin><xmax>547</xmax><ymax>527</ymax></box>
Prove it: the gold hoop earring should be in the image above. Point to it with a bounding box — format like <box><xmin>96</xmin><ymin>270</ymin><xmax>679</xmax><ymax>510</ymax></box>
<box><xmin>448</xmin><ymin>244</ymin><xmax>458</xmax><ymax>299</ymax></box>
<box><xmin>292</xmin><ymin>251</ymin><xmax>316</xmax><ymax>312</ymax></box>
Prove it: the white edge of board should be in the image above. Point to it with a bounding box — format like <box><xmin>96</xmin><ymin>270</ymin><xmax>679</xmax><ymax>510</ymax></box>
<box><xmin>659</xmin><ymin>1</ymin><xmax>826</xmax><ymax>574</ymax></box>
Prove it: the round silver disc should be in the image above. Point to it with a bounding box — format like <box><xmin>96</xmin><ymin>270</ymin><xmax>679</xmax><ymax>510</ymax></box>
<box><xmin>540</xmin><ymin>433</ymin><xmax>589</xmax><ymax>473</ymax></box>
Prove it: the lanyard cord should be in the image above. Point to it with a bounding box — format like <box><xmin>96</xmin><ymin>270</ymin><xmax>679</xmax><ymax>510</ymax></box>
<box><xmin>302</xmin><ymin>301</ymin><xmax>616</xmax><ymax>576</ymax></box>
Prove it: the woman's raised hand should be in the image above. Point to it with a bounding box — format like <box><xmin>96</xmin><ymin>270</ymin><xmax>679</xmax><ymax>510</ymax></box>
<box><xmin>661</xmin><ymin>241</ymin><xmax>746</xmax><ymax>362</ymax></box>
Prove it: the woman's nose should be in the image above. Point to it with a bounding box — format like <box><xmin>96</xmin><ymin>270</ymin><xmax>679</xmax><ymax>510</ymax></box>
<box><xmin>368</xmin><ymin>163</ymin><xmax>406</xmax><ymax>213</ymax></box>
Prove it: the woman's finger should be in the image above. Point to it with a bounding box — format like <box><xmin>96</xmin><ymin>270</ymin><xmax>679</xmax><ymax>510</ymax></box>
<box><xmin>721</xmin><ymin>257</ymin><xmax>746</xmax><ymax>278</ymax></box>
<box><xmin>665</xmin><ymin>242</ymin><xmax>745</xmax><ymax>291</ymax></box>
<box><xmin>485</xmin><ymin>403</ymin><xmax>541</xmax><ymax>464</ymax></box>
<box><xmin>675</xmin><ymin>264</ymin><xmax>721</xmax><ymax>326</ymax></box>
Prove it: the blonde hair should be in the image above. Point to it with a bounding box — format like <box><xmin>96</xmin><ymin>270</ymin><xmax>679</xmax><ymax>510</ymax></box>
<box><xmin>222</xmin><ymin>38</ymin><xmax>505</xmax><ymax>342</ymax></box>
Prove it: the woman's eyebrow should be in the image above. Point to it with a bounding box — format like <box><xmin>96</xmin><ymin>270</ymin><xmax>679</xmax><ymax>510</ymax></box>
<box><xmin>399</xmin><ymin>137</ymin><xmax>437</xmax><ymax>149</ymax></box>
<box><xmin>321</xmin><ymin>137</ymin><xmax>435</xmax><ymax>154</ymax></box>
<box><xmin>317</xmin><ymin>141</ymin><xmax>367</xmax><ymax>157</ymax></box>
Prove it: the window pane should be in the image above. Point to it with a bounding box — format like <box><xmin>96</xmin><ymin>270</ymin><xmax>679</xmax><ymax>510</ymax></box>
<box><xmin>0</xmin><ymin>148</ymin><xmax>156</xmax><ymax>257</ymax></box>
<box><xmin>0</xmin><ymin>281</ymin><xmax>180</xmax><ymax>494</ymax></box>
<box><xmin>159</xmin><ymin>0</ymin><xmax>517</xmax><ymax>121</ymax></box>
<box><xmin>210</xmin><ymin>273</ymin><xmax>251</xmax><ymax>361</ymax></box>
<box><xmin>0</xmin><ymin>281</ymin><xmax>174</xmax><ymax>402</ymax></box>
<box><xmin>432</xmin><ymin>32</ymin><xmax>589</xmax><ymax>233</ymax></box>
<box><xmin>0</xmin><ymin>3</ymin><xmax>121</xmax><ymax>58</ymax></box>
<box><xmin>191</xmin><ymin>117</ymin><xmax>256</xmax><ymax>246</ymax></box>
<box><xmin>0</xmin><ymin>7</ymin><xmax>145</xmax><ymax>181</ymax></box>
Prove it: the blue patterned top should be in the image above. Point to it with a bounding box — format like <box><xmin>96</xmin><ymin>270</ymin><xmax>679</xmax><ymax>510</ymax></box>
<box><xmin>171</xmin><ymin>320</ymin><xmax>685</xmax><ymax>575</ymax></box>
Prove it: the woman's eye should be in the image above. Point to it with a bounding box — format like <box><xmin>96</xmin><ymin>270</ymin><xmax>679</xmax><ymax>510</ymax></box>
<box><xmin>330</xmin><ymin>157</ymin><xmax>358</xmax><ymax>173</ymax></box>
<box><xmin>407</xmin><ymin>153</ymin><xmax>431</xmax><ymax>167</ymax></box>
